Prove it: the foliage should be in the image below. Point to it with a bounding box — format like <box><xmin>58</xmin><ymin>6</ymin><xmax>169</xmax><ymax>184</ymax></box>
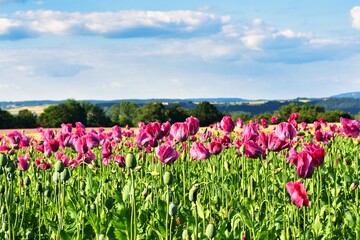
<box><xmin>191</xmin><ymin>101</ymin><xmax>223</xmax><ymax>126</ymax></box>
<box><xmin>82</xmin><ymin>102</ymin><xmax>112</xmax><ymax>127</ymax></box>
<box><xmin>167</xmin><ymin>104</ymin><xmax>190</xmax><ymax>123</ymax></box>
<box><xmin>15</xmin><ymin>109</ymin><xmax>37</xmax><ymax>128</ymax></box>
<box><xmin>0</xmin><ymin>108</ymin><xmax>15</xmax><ymax>129</ymax></box>
<box><xmin>134</xmin><ymin>102</ymin><xmax>169</xmax><ymax>124</ymax></box>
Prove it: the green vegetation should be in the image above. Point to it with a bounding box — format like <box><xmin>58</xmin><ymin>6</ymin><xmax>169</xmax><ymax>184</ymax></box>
<box><xmin>0</xmin><ymin>99</ymin><xmax>357</xmax><ymax>129</ymax></box>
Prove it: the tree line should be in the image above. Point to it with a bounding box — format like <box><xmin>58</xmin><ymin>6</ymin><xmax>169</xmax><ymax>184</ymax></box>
<box><xmin>0</xmin><ymin>99</ymin><xmax>354</xmax><ymax>129</ymax></box>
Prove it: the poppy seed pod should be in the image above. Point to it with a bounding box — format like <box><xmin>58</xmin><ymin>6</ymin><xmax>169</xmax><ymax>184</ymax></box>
<box><xmin>54</xmin><ymin>160</ymin><xmax>65</xmax><ymax>173</ymax></box>
<box><xmin>0</xmin><ymin>153</ymin><xmax>8</xmax><ymax>167</ymax></box>
<box><xmin>25</xmin><ymin>229</ymin><xmax>34</xmax><ymax>240</ymax></box>
<box><xmin>125</xmin><ymin>153</ymin><xmax>137</xmax><ymax>169</ymax></box>
<box><xmin>189</xmin><ymin>184</ymin><xmax>199</xmax><ymax>202</ymax></box>
<box><xmin>163</xmin><ymin>171</ymin><xmax>173</xmax><ymax>186</ymax></box>
<box><xmin>205</xmin><ymin>223</ymin><xmax>217</xmax><ymax>239</ymax></box>
<box><xmin>60</xmin><ymin>168</ymin><xmax>70</xmax><ymax>182</ymax></box>
<box><xmin>168</xmin><ymin>202</ymin><xmax>178</xmax><ymax>217</ymax></box>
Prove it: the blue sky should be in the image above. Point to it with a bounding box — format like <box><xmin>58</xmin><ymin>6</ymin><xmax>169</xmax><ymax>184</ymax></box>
<box><xmin>1</xmin><ymin>0</ymin><xmax>360</xmax><ymax>101</ymax></box>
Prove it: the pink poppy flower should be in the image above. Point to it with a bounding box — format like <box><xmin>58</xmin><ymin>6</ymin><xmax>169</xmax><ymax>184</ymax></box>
<box><xmin>190</xmin><ymin>142</ymin><xmax>210</xmax><ymax>160</ymax></box>
<box><xmin>286</xmin><ymin>181</ymin><xmax>310</xmax><ymax>208</ymax></box>
<box><xmin>155</xmin><ymin>144</ymin><xmax>179</xmax><ymax>165</ymax></box>
<box><xmin>220</xmin><ymin>116</ymin><xmax>235</xmax><ymax>133</ymax></box>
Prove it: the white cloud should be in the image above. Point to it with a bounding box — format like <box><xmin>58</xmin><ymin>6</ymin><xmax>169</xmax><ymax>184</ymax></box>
<box><xmin>351</xmin><ymin>6</ymin><xmax>360</xmax><ymax>29</ymax></box>
<box><xmin>0</xmin><ymin>10</ymin><xmax>229</xmax><ymax>40</ymax></box>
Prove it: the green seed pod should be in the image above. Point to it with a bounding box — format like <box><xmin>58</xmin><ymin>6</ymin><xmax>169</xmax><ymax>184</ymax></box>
<box><xmin>5</xmin><ymin>161</ymin><xmax>16</xmax><ymax>173</ymax></box>
<box><xmin>52</xmin><ymin>172</ymin><xmax>59</xmax><ymax>183</ymax></box>
<box><xmin>189</xmin><ymin>184</ymin><xmax>199</xmax><ymax>203</ymax></box>
<box><xmin>54</xmin><ymin>160</ymin><xmax>65</xmax><ymax>173</ymax></box>
<box><xmin>60</xmin><ymin>168</ymin><xmax>70</xmax><ymax>182</ymax></box>
<box><xmin>125</xmin><ymin>153</ymin><xmax>137</xmax><ymax>169</ymax></box>
<box><xmin>24</xmin><ymin>176</ymin><xmax>31</xmax><ymax>187</ymax></box>
<box><xmin>182</xmin><ymin>229</ymin><xmax>190</xmax><ymax>240</ymax></box>
<box><xmin>163</xmin><ymin>171</ymin><xmax>173</xmax><ymax>186</ymax></box>
<box><xmin>168</xmin><ymin>202</ymin><xmax>178</xmax><ymax>217</ymax></box>
<box><xmin>205</xmin><ymin>223</ymin><xmax>216</xmax><ymax>239</ymax></box>
<box><xmin>25</xmin><ymin>230</ymin><xmax>34</xmax><ymax>240</ymax></box>
<box><xmin>0</xmin><ymin>153</ymin><xmax>8</xmax><ymax>167</ymax></box>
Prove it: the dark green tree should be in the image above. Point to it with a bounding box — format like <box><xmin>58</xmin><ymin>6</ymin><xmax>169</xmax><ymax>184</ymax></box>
<box><xmin>134</xmin><ymin>102</ymin><xmax>168</xmax><ymax>124</ymax></box>
<box><xmin>274</xmin><ymin>102</ymin><xmax>302</xmax><ymax>122</ymax></box>
<box><xmin>38</xmin><ymin>99</ymin><xmax>87</xmax><ymax>127</ymax></box>
<box><xmin>15</xmin><ymin>109</ymin><xmax>37</xmax><ymax>128</ymax></box>
<box><xmin>106</xmin><ymin>102</ymin><xmax>138</xmax><ymax>127</ymax></box>
<box><xmin>191</xmin><ymin>101</ymin><xmax>223</xmax><ymax>127</ymax></box>
<box><xmin>0</xmin><ymin>109</ymin><xmax>15</xmax><ymax>129</ymax></box>
<box><xmin>82</xmin><ymin>102</ymin><xmax>112</xmax><ymax>127</ymax></box>
<box><xmin>318</xmin><ymin>110</ymin><xmax>351</xmax><ymax>122</ymax></box>
<box><xmin>167</xmin><ymin>104</ymin><xmax>190</xmax><ymax>123</ymax></box>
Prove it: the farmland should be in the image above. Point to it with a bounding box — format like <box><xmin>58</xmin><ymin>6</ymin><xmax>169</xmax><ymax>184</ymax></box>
<box><xmin>0</xmin><ymin>116</ymin><xmax>359</xmax><ymax>239</ymax></box>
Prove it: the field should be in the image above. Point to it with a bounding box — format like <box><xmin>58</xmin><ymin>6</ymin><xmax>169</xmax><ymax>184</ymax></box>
<box><xmin>6</xmin><ymin>106</ymin><xmax>48</xmax><ymax>115</ymax></box>
<box><xmin>0</xmin><ymin>116</ymin><xmax>359</xmax><ymax>239</ymax></box>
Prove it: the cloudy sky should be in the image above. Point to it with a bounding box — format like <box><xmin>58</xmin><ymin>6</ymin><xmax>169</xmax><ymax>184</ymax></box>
<box><xmin>1</xmin><ymin>0</ymin><xmax>360</xmax><ymax>101</ymax></box>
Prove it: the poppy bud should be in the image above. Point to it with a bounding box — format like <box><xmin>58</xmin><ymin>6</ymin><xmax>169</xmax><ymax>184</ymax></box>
<box><xmin>163</xmin><ymin>171</ymin><xmax>173</xmax><ymax>186</ymax></box>
<box><xmin>205</xmin><ymin>223</ymin><xmax>217</xmax><ymax>239</ymax></box>
<box><xmin>54</xmin><ymin>161</ymin><xmax>65</xmax><ymax>173</ymax></box>
<box><xmin>142</xmin><ymin>188</ymin><xmax>148</xmax><ymax>198</ymax></box>
<box><xmin>168</xmin><ymin>202</ymin><xmax>178</xmax><ymax>217</ymax></box>
<box><xmin>189</xmin><ymin>184</ymin><xmax>199</xmax><ymax>203</ymax></box>
<box><xmin>125</xmin><ymin>153</ymin><xmax>137</xmax><ymax>169</ymax></box>
<box><xmin>60</xmin><ymin>168</ymin><xmax>70</xmax><ymax>182</ymax></box>
<box><xmin>0</xmin><ymin>153</ymin><xmax>8</xmax><ymax>167</ymax></box>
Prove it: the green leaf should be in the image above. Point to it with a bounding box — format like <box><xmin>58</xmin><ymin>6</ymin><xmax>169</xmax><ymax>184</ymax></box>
<box><xmin>312</xmin><ymin>214</ymin><xmax>322</xmax><ymax>236</ymax></box>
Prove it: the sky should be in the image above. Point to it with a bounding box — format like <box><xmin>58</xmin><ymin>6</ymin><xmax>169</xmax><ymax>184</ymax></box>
<box><xmin>1</xmin><ymin>1</ymin><xmax>360</xmax><ymax>101</ymax></box>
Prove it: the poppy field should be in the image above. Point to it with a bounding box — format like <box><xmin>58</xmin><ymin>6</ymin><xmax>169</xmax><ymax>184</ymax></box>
<box><xmin>0</xmin><ymin>114</ymin><xmax>359</xmax><ymax>239</ymax></box>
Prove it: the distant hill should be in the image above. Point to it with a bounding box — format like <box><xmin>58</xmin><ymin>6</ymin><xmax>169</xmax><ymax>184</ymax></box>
<box><xmin>330</xmin><ymin>92</ymin><xmax>360</xmax><ymax>98</ymax></box>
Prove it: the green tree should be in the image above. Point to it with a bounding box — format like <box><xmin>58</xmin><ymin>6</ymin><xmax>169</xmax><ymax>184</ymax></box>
<box><xmin>82</xmin><ymin>102</ymin><xmax>112</xmax><ymax>127</ymax></box>
<box><xmin>38</xmin><ymin>99</ymin><xmax>87</xmax><ymax>127</ymax></box>
<box><xmin>167</xmin><ymin>104</ymin><xmax>190</xmax><ymax>123</ymax></box>
<box><xmin>134</xmin><ymin>102</ymin><xmax>168</xmax><ymax>124</ymax></box>
<box><xmin>107</xmin><ymin>102</ymin><xmax>138</xmax><ymax>126</ymax></box>
<box><xmin>274</xmin><ymin>102</ymin><xmax>302</xmax><ymax>122</ymax></box>
<box><xmin>191</xmin><ymin>101</ymin><xmax>223</xmax><ymax>127</ymax></box>
<box><xmin>318</xmin><ymin>110</ymin><xmax>351</xmax><ymax>122</ymax></box>
<box><xmin>231</xmin><ymin>112</ymin><xmax>251</xmax><ymax>123</ymax></box>
<box><xmin>0</xmin><ymin>109</ymin><xmax>15</xmax><ymax>129</ymax></box>
<box><xmin>15</xmin><ymin>109</ymin><xmax>37</xmax><ymax>128</ymax></box>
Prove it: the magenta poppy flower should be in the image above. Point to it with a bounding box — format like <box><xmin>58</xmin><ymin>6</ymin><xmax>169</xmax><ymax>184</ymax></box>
<box><xmin>161</xmin><ymin>121</ymin><xmax>171</xmax><ymax>137</ymax></box>
<box><xmin>185</xmin><ymin>116</ymin><xmax>200</xmax><ymax>136</ymax></box>
<box><xmin>313</xmin><ymin>121</ymin><xmax>321</xmax><ymax>131</ymax></box>
<box><xmin>236</xmin><ymin>118</ymin><xmax>243</xmax><ymax>128</ymax></box>
<box><xmin>74</xmin><ymin>137</ymin><xmax>88</xmax><ymax>154</ymax></box>
<box><xmin>340</xmin><ymin>118</ymin><xmax>360</xmax><ymax>138</ymax></box>
<box><xmin>155</xmin><ymin>144</ymin><xmax>179</xmax><ymax>165</ymax></box>
<box><xmin>275</xmin><ymin>122</ymin><xmax>297</xmax><ymax>141</ymax></box>
<box><xmin>295</xmin><ymin>151</ymin><xmax>314</xmax><ymax>178</ymax></box>
<box><xmin>86</xmin><ymin>132</ymin><xmax>100</xmax><ymax>149</ymax></box>
<box><xmin>146</xmin><ymin>122</ymin><xmax>163</xmax><ymax>140</ymax></box>
<box><xmin>19</xmin><ymin>135</ymin><xmax>30</xmax><ymax>148</ymax></box>
<box><xmin>7</xmin><ymin>131</ymin><xmax>23</xmax><ymax>148</ymax></box>
<box><xmin>114</xmin><ymin>155</ymin><xmax>126</xmax><ymax>167</ymax></box>
<box><xmin>170</xmin><ymin>122</ymin><xmax>189</xmax><ymax>142</ymax></box>
<box><xmin>286</xmin><ymin>181</ymin><xmax>310</xmax><ymax>208</ymax></box>
<box><xmin>18</xmin><ymin>154</ymin><xmax>31</xmax><ymax>171</ymax></box>
<box><xmin>241</xmin><ymin>122</ymin><xmax>259</xmax><ymax>142</ymax></box>
<box><xmin>101</xmin><ymin>140</ymin><xmax>112</xmax><ymax>160</ymax></box>
<box><xmin>136</xmin><ymin>129</ymin><xmax>153</xmax><ymax>149</ymax></box>
<box><xmin>288</xmin><ymin>113</ymin><xmax>299</xmax><ymax>122</ymax></box>
<box><xmin>260</xmin><ymin>118</ymin><xmax>268</xmax><ymax>129</ymax></box>
<box><xmin>300</xmin><ymin>122</ymin><xmax>307</xmax><ymax>130</ymax></box>
<box><xmin>35</xmin><ymin>157</ymin><xmax>51</xmax><ymax>170</ymax></box>
<box><xmin>199</xmin><ymin>130</ymin><xmax>212</xmax><ymax>142</ymax></box>
<box><xmin>303</xmin><ymin>142</ymin><xmax>325</xmax><ymax>168</ymax></box>
<box><xmin>243</xmin><ymin>140</ymin><xmax>266</xmax><ymax>159</ymax></box>
<box><xmin>61</xmin><ymin>123</ymin><xmax>73</xmax><ymax>133</ymax></box>
<box><xmin>208</xmin><ymin>141</ymin><xmax>222</xmax><ymax>155</ymax></box>
<box><xmin>262</xmin><ymin>132</ymin><xmax>289</xmax><ymax>152</ymax></box>
<box><xmin>271</xmin><ymin>116</ymin><xmax>278</xmax><ymax>124</ymax></box>
<box><xmin>220</xmin><ymin>116</ymin><xmax>235</xmax><ymax>133</ymax></box>
<box><xmin>190</xmin><ymin>142</ymin><xmax>210</xmax><ymax>160</ymax></box>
